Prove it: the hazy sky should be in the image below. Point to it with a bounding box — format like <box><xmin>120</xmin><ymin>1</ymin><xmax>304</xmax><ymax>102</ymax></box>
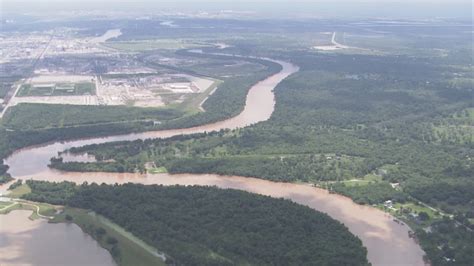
<box><xmin>1</xmin><ymin>0</ymin><xmax>472</xmax><ymax>19</ymax></box>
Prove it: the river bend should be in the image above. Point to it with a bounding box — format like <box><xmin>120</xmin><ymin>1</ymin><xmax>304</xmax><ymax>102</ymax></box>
<box><xmin>2</xmin><ymin>56</ymin><xmax>425</xmax><ymax>265</ymax></box>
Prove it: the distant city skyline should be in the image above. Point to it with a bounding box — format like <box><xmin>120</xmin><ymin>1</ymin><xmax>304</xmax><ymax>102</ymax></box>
<box><xmin>1</xmin><ymin>0</ymin><xmax>472</xmax><ymax>19</ymax></box>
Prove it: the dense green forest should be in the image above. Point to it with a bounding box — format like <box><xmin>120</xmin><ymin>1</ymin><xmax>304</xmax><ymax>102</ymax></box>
<box><xmin>0</xmin><ymin>163</ymin><xmax>12</xmax><ymax>184</ymax></box>
<box><xmin>416</xmin><ymin>218</ymin><xmax>474</xmax><ymax>265</ymax></box>
<box><xmin>23</xmin><ymin>180</ymin><xmax>369</xmax><ymax>266</ymax></box>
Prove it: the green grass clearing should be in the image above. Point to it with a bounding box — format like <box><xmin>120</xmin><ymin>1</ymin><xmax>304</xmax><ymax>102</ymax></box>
<box><xmin>104</xmin><ymin>40</ymin><xmax>208</xmax><ymax>51</ymax></box>
<box><xmin>374</xmin><ymin>200</ymin><xmax>446</xmax><ymax>230</ymax></box>
<box><xmin>7</xmin><ymin>183</ymin><xmax>32</xmax><ymax>198</ymax></box>
<box><xmin>148</xmin><ymin>167</ymin><xmax>168</xmax><ymax>174</ymax></box>
<box><xmin>0</xmin><ymin>201</ymin><xmax>14</xmax><ymax>208</ymax></box>
<box><xmin>17</xmin><ymin>82</ymin><xmax>95</xmax><ymax>97</ymax></box>
<box><xmin>0</xmin><ymin>200</ymin><xmax>56</xmax><ymax>220</ymax></box>
<box><xmin>393</xmin><ymin>202</ymin><xmax>442</xmax><ymax>220</ymax></box>
<box><xmin>179</xmin><ymin>79</ymin><xmax>222</xmax><ymax>113</ymax></box>
<box><xmin>339</xmin><ymin>174</ymin><xmax>383</xmax><ymax>187</ymax></box>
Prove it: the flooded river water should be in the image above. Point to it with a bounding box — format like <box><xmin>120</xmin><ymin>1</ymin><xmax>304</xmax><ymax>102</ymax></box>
<box><xmin>0</xmin><ymin>210</ymin><xmax>115</xmax><ymax>266</ymax></box>
<box><xmin>1</xmin><ymin>57</ymin><xmax>425</xmax><ymax>265</ymax></box>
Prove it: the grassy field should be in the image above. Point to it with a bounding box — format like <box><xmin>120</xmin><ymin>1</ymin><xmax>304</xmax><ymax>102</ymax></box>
<box><xmin>0</xmin><ymin>200</ymin><xmax>56</xmax><ymax>220</ymax></box>
<box><xmin>52</xmin><ymin>207</ymin><xmax>167</xmax><ymax>266</ymax></box>
<box><xmin>147</xmin><ymin>167</ymin><xmax>168</xmax><ymax>174</ymax></box>
<box><xmin>393</xmin><ymin>202</ymin><xmax>441</xmax><ymax>219</ymax></box>
<box><xmin>104</xmin><ymin>39</ymin><xmax>208</xmax><ymax>51</ymax></box>
<box><xmin>7</xmin><ymin>183</ymin><xmax>32</xmax><ymax>198</ymax></box>
<box><xmin>378</xmin><ymin>200</ymin><xmax>445</xmax><ymax>231</ymax></box>
<box><xmin>1</xmin><ymin>103</ymin><xmax>183</xmax><ymax>130</ymax></box>
<box><xmin>338</xmin><ymin>174</ymin><xmax>383</xmax><ymax>187</ymax></box>
<box><xmin>179</xmin><ymin>79</ymin><xmax>222</xmax><ymax>113</ymax></box>
<box><xmin>0</xmin><ymin>83</ymin><xmax>13</xmax><ymax>99</ymax></box>
<box><xmin>17</xmin><ymin>82</ymin><xmax>96</xmax><ymax>97</ymax></box>
<box><xmin>185</xmin><ymin>61</ymin><xmax>266</xmax><ymax>78</ymax></box>
<box><xmin>0</xmin><ymin>200</ymin><xmax>13</xmax><ymax>208</ymax></box>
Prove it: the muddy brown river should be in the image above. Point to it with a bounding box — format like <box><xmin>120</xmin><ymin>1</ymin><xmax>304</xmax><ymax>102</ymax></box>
<box><xmin>0</xmin><ymin>210</ymin><xmax>115</xmax><ymax>266</ymax></box>
<box><xmin>1</xmin><ymin>57</ymin><xmax>426</xmax><ymax>265</ymax></box>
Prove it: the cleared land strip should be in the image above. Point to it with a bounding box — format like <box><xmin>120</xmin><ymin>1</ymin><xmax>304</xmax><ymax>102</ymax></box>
<box><xmin>0</xmin><ymin>83</ymin><xmax>22</xmax><ymax>119</ymax></box>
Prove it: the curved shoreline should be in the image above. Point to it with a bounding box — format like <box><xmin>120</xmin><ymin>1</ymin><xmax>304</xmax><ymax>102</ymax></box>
<box><xmin>3</xmin><ymin>55</ymin><xmax>426</xmax><ymax>265</ymax></box>
<box><xmin>0</xmin><ymin>210</ymin><xmax>116</xmax><ymax>266</ymax></box>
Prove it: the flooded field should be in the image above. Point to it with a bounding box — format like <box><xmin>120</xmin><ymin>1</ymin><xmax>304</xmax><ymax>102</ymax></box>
<box><xmin>0</xmin><ymin>210</ymin><xmax>115</xmax><ymax>266</ymax></box>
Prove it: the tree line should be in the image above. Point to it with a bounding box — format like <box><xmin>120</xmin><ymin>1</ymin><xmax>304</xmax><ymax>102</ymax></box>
<box><xmin>23</xmin><ymin>180</ymin><xmax>369</xmax><ymax>266</ymax></box>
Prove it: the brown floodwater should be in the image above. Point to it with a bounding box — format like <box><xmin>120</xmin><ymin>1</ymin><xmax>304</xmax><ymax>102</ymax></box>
<box><xmin>2</xmin><ymin>57</ymin><xmax>426</xmax><ymax>265</ymax></box>
<box><xmin>0</xmin><ymin>210</ymin><xmax>115</xmax><ymax>266</ymax></box>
